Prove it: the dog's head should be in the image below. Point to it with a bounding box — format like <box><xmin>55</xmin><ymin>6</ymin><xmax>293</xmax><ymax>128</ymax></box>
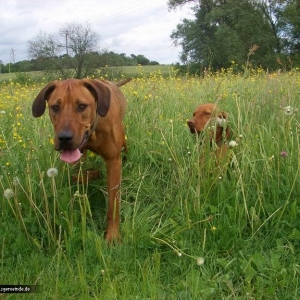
<box><xmin>32</xmin><ymin>79</ymin><xmax>111</xmax><ymax>163</ymax></box>
<box><xmin>187</xmin><ymin>103</ymin><xmax>229</xmax><ymax>141</ymax></box>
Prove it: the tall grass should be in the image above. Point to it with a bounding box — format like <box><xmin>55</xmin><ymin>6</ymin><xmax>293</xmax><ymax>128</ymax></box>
<box><xmin>0</xmin><ymin>68</ymin><xmax>300</xmax><ymax>299</ymax></box>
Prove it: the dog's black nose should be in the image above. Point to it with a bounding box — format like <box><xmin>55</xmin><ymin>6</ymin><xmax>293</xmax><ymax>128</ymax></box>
<box><xmin>57</xmin><ymin>130</ymin><xmax>73</xmax><ymax>143</ymax></box>
<box><xmin>187</xmin><ymin>120</ymin><xmax>194</xmax><ymax>127</ymax></box>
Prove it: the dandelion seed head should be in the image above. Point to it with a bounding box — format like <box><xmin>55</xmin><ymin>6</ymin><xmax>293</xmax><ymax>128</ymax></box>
<box><xmin>13</xmin><ymin>176</ymin><xmax>20</xmax><ymax>186</ymax></box>
<box><xmin>47</xmin><ymin>167</ymin><xmax>58</xmax><ymax>177</ymax></box>
<box><xmin>282</xmin><ymin>105</ymin><xmax>298</xmax><ymax>115</ymax></box>
<box><xmin>4</xmin><ymin>189</ymin><xmax>14</xmax><ymax>199</ymax></box>
<box><xmin>229</xmin><ymin>140</ymin><xmax>238</xmax><ymax>148</ymax></box>
<box><xmin>196</xmin><ymin>257</ymin><xmax>204</xmax><ymax>266</ymax></box>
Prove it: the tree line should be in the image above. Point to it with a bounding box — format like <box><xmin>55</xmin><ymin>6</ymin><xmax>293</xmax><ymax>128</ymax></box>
<box><xmin>0</xmin><ymin>23</ymin><xmax>158</xmax><ymax>78</ymax></box>
<box><xmin>168</xmin><ymin>0</ymin><xmax>300</xmax><ymax>74</ymax></box>
<box><xmin>0</xmin><ymin>51</ymin><xmax>158</xmax><ymax>75</ymax></box>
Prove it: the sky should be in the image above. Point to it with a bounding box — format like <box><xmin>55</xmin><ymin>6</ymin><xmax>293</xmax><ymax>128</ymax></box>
<box><xmin>0</xmin><ymin>0</ymin><xmax>194</xmax><ymax>65</ymax></box>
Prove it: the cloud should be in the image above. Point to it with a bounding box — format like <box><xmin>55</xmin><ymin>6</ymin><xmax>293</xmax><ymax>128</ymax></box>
<box><xmin>0</xmin><ymin>0</ymin><xmax>193</xmax><ymax>65</ymax></box>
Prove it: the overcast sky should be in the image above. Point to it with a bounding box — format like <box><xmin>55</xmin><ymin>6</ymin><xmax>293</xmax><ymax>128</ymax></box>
<box><xmin>0</xmin><ymin>0</ymin><xmax>194</xmax><ymax>65</ymax></box>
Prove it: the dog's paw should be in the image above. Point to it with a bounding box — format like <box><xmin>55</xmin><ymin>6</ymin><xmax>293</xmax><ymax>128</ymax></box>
<box><xmin>104</xmin><ymin>230</ymin><xmax>121</xmax><ymax>245</ymax></box>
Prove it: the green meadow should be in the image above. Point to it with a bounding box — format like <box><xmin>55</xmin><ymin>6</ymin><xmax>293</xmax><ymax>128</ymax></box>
<box><xmin>0</xmin><ymin>66</ymin><xmax>300</xmax><ymax>299</ymax></box>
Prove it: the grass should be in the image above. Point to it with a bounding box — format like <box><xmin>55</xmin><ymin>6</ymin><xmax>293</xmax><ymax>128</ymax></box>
<box><xmin>0</xmin><ymin>67</ymin><xmax>300</xmax><ymax>299</ymax></box>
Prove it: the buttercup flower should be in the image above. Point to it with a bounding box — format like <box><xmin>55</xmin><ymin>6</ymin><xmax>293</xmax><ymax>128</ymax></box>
<box><xmin>47</xmin><ymin>167</ymin><xmax>58</xmax><ymax>177</ymax></box>
<box><xmin>4</xmin><ymin>189</ymin><xmax>14</xmax><ymax>199</ymax></box>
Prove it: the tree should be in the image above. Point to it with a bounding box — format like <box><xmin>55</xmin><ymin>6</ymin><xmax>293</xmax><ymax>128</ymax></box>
<box><xmin>136</xmin><ymin>54</ymin><xmax>150</xmax><ymax>65</ymax></box>
<box><xmin>27</xmin><ymin>22</ymin><xmax>100</xmax><ymax>78</ymax></box>
<box><xmin>28</xmin><ymin>31</ymin><xmax>61</xmax><ymax>73</ymax></box>
<box><xmin>168</xmin><ymin>0</ymin><xmax>294</xmax><ymax>72</ymax></box>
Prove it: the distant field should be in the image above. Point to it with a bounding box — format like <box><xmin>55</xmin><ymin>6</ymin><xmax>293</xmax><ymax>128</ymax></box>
<box><xmin>0</xmin><ymin>65</ymin><xmax>175</xmax><ymax>82</ymax></box>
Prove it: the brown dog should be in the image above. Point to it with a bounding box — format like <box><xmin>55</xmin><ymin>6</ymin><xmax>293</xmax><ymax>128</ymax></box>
<box><xmin>187</xmin><ymin>103</ymin><xmax>230</xmax><ymax>160</ymax></box>
<box><xmin>32</xmin><ymin>78</ymin><xmax>131</xmax><ymax>243</ymax></box>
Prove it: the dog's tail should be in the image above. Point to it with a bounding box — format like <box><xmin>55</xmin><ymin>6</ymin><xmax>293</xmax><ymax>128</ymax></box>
<box><xmin>115</xmin><ymin>78</ymin><xmax>131</xmax><ymax>87</ymax></box>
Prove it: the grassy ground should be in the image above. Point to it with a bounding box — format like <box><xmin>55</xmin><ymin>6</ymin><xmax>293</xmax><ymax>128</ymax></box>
<box><xmin>0</xmin><ymin>68</ymin><xmax>300</xmax><ymax>299</ymax></box>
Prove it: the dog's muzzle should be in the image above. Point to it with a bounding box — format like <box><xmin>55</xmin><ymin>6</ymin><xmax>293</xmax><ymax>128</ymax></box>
<box><xmin>56</xmin><ymin>129</ymin><xmax>89</xmax><ymax>151</ymax></box>
<box><xmin>187</xmin><ymin>120</ymin><xmax>197</xmax><ymax>133</ymax></box>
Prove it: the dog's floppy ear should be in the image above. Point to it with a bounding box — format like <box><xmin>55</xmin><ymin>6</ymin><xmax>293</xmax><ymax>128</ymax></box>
<box><xmin>83</xmin><ymin>80</ymin><xmax>111</xmax><ymax>117</ymax></box>
<box><xmin>218</xmin><ymin>111</ymin><xmax>228</xmax><ymax>119</ymax></box>
<box><xmin>32</xmin><ymin>81</ymin><xmax>58</xmax><ymax>117</ymax></box>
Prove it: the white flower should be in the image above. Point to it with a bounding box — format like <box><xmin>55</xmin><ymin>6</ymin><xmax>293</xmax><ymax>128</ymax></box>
<box><xmin>217</xmin><ymin>117</ymin><xmax>227</xmax><ymax>127</ymax></box>
<box><xmin>13</xmin><ymin>177</ymin><xmax>20</xmax><ymax>186</ymax></box>
<box><xmin>4</xmin><ymin>189</ymin><xmax>14</xmax><ymax>199</ymax></box>
<box><xmin>229</xmin><ymin>140</ymin><xmax>238</xmax><ymax>148</ymax></box>
<box><xmin>74</xmin><ymin>191</ymin><xmax>80</xmax><ymax>198</ymax></box>
<box><xmin>47</xmin><ymin>167</ymin><xmax>58</xmax><ymax>177</ymax></box>
<box><xmin>196</xmin><ymin>257</ymin><xmax>204</xmax><ymax>266</ymax></box>
<box><xmin>196</xmin><ymin>257</ymin><xmax>205</xmax><ymax>266</ymax></box>
<box><xmin>283</xmin><ymin>105</ymin><xmax>298</xmax><ymax>115</ymax></box>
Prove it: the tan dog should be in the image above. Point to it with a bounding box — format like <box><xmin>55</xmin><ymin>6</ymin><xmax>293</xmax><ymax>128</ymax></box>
<box><xmin>32</xmin><ymin>78</ymin><xmax>131</xmax><ymax>243</ymax></box>
<box><xmin>187</xmin><ymin>103</ymin><xmax>230</xmax><ymax>160</ymax></box>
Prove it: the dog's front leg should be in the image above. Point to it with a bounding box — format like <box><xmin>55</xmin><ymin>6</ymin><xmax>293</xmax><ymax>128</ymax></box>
<box><xmin>105</xmin><ymin>157</ymin><xmax>122</xmax><ymax>243</ymax></box>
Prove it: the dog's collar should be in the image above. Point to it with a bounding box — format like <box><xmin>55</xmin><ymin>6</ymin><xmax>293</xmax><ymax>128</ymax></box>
<box><xmin>79</xmin><ymin>112</ymin><xmax>99</xmax><ymax>150</ymax></box>
<box><xmin>88</xmin><ymin>112</ymin><xmax>100</xmax><ymax>138</ymax></box>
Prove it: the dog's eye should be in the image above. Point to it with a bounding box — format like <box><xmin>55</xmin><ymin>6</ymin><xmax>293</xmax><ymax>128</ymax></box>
<box><xmin>51</xmin><ymin>105</ymin><xmax>59</xmax><ymax>113</ymax></box>
<box><xmin>77</xmin><ymin>103</ymin><xmax>88</xmax><ymax>112</ymax></box>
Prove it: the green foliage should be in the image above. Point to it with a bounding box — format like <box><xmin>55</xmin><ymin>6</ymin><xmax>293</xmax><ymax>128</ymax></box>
<box><xmin>169</xmin><ymin>0</ymin><xmax>300</xmax><ymax>71</ymax></box>
<box><xmin>0</xmin><ymin>51</ymin><xmax>160</xmax><ymax>78</ymax></box>
<box><xmin>1</xmin><ymin>69</ymin><xmax>300</xmax><ymax>298</ymax></box>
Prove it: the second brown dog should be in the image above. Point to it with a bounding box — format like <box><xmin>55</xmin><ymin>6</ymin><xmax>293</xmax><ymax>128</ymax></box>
<box><xmin>187</xmin><ymin>103</ymin><xmax>231</xmax><ymax>161</ymax></box>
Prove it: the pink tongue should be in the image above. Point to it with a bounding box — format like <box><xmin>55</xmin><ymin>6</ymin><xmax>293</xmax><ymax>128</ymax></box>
<box><xmin>60</xmin><ymin>149</ymin><xmax>82</xmax><ymax>163</ymax></box>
